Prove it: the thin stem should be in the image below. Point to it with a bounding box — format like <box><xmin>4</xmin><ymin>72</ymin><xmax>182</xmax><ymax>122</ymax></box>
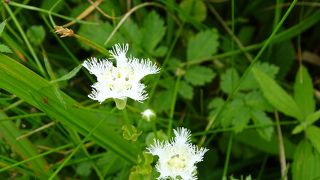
<box><xmin>275</xmin><ymin>111</ymin><xmax>287</xmax><ymax>180</ymax></box>
<box><xmin>167</xmin><ymin>76</ymin><xmax>181</xmax><ymax>137</ymax></box>
<box><xmin>222</xmin><ymin>133</ymin><xmax>233</xmax><ymax>178</ymax></box>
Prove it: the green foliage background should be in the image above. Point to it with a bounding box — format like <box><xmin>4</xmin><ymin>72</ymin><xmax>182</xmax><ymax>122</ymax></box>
<box><xmin>0</xmin><ymin>0</ymin><xmax>319</xmax><ymax>179</ymax></box>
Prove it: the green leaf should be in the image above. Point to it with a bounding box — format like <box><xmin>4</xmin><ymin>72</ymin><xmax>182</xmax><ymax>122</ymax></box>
<box><xmin>245</xmin><ymin>91</ymin><xmax>273</xmax><ymax>112</ymax></box>
<box><xmin>179</xmin><ymin>0</ymin><xmax>207</xmax><ymax>22</ymax></box>
<box><xmin>240</xmin><ymin>62</ymin><xmax>279</xmax><ymax>90</ymax></box>
<box><xmin>141</xmin><ymin>11</ymin><xmax>166</xmax><ymax>55</ymax></box>
<box><xmin>0</xmin><ymin>44</ymin><xmax>12</xmax><ymax>53</ymax></box>
<box><xmin>78</xmin><ymin>22</ymin><xmax>125</xmax><ymax>50</ymax></box>
<box><xmin>120</xmin><ymin>18</ymin><xmax>142</xmax><ymax>45</ymax></box>
<box><xmin>306</xmin><ymin>126</ymin><xmax>320</xmax><ymax>154</ymax></box>
<box><xmin>26</xmin><ymin>25</ymin><xmax>46</xmax><ymax>46</ymax></box>
<box><xmin>51</xmin><ymin>64</ymin><xmax>82</xmax><ymax>83</ymax></box>
<box><xmin>294</xmin><ymin>66</ymin><xmax>315</xmax><ymax>117</ymax></box>
<box><xmin>292</xmin><ymin>140</ymin><xmax>320</xmax><ymax>180</ymax></box>
<box><xmin>251</xmin><ymin>109</ymin><xmax>274</xmax><ymax>141</ymax></box>
<box><xmin>0</xmin><ymin>20</ymin><xmax>6</xmax><ymax>37</ymax></box>
<box><xmin>178</xmin><ymin>80</ymin><xmax>193</xmax><ymax>100</ymax></box>
<box><xmin>187</xmin><ymin>29</ymin><xmax>219</xmax><ymax>61</ymax></box>
<box><xmin>220</xmin><ymin>68</ymin><xmax>239</xmax><ymax>94</ymax></box>
<box><xmin>232</xmin><ymin>106</ymin><xmax>251</xmax><ymax>133</ymax></box>
<box><xmin>253</xmin><ymin>67</ymin><xmax>303</xmax><ymax>120</ymax></box>
<box><xmin>0</xmin><ymin>54</ymin><xmax>139</xmax><ymax>163</ymax></box>
<box><xmin>292</xmin><ymin>110</ymin><xmax>320</xmax><ymax>134</ymax></box>
<box><xmin>185</xmin><ymin>66</ymin><xmax>216</xmax><ymax>86</ymax></box>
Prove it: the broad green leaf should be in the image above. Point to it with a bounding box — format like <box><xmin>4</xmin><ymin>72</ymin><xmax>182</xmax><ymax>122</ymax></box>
<box><xmin>250</xmin><ymin>109</ymin><xmax>274</xmax><ymax>141</ymax></box>
<box><xmin>253</xmin><ymin>67</ymin><xmax>303</xmax><ymax>120</ymax></box>
<box><xmin>187</xmin><ymin>29</ymin><xmax>219</xmax><ymax>61</ymax></box>
<box><xmin>50</xmin><ymin>64</ymin><xmax>82</xmax><ymax>83</ymax></box>
<box><xmin>292</xmin><ymin>140</ymin><xmax>320</xmax><ymax>180</ymax></box>
<box><xmin>0</xmin><ymin>54</ymin><xmax>139</xmax><ymax>163</ymax></box>
<box><xmin>179</xmin><ymin>0</ymin><xmax>207</xmax><ymax>22</ymax></box>
<box><xmin>306</xmin><ymin>126</ymin><xmax>320</xmax><ymax>154</ymax></box>
<box><xmin>220</xmin><ymin>99</ymin><xmax>244</xmax><ymax>128</ymax></box>
<box><xmin>0</xmin><ymin>112</ymin><xmax>50</xmax><ymax>178</ymax></box>
<box><xmin>0</xmin><ymin>20</ymin><xmax>6</xmax><ymax>37</ymax></box>
<box><xmin>185</xmin><ymin>66</ymin><xmax>216</xmax><ymax>86</ymax></box>
<box><xmin>292</xmin><ymin>110</ymin><xmax>320</xmax><ymax>134</ymax></box>
<box><xmin>220</xmin><ymin>68</ymin><xmax>239</xmax><ymax>94</ymax></box>
<box><xmin>294</xmin><ymin>66</ymin><xmax>315</xmax><ymax>117</ymax></box>
<box><xmin>0</xmin><ymin>44</ymin><xmax>12</xmax><ymax>53</ymax></box>
<box><xmin>141</xmin><ymin>11</ymin><xmax>166</xmax><ymax>55</ymax></box>
<box><xmin>26</xmin><ymin>25</ymin><xmax>46</xmax><ymax>46</ymax></box>
<box><xmin>178</xmin><ymin>80</ymin><xmax>193</xmax><ymax>100</ymax></box>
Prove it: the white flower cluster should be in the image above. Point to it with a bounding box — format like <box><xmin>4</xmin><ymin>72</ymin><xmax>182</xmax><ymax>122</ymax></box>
<box><xmin>148</xmin><ymin>127</ymin><xmax>208</xmax><ymax>180</ymax></box>
<box><xmin>83</xmin><ymin>44</ymin><xmax>160</xmax><ymax>109</ymax></box>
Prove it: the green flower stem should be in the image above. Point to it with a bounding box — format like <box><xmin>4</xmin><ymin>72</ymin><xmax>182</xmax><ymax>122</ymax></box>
<box><xmin>167</xmin><ymin>75</ymin><xmax>181</xmax><ymax>137</ymax></box>
<box><xmin>222</xmin><ymin>133</ymin><xmax>233</xmax><ymax>179</ymax></box>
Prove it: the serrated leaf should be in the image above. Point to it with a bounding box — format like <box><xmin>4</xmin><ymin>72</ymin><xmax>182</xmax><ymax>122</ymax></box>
<box><xmin>179</xmin><ymin>0</ymin><xmax>207</xmax><ymax>22</ymax></box>
<box><xmin>253</xmin><ymin>67</ymin><xmax>303</xmax><ymax>120</ymax></box>
<box><xmin>0</xmin><ymin>44</ymin><xmax>12</xmax><ymax>53</ymax></box>
<box><xmin>26</xmin><ymin>25</ymin><xmax>46</xmax><ymax>46</ymax></box>
<box><xmin>251</xmin><ymin>109</ymin><xmax>274</xmax><ymax>141</ymax></box>
<box><xmin>292</xmin><ymin>140</ymin><xmax>320</xmax><ymax>180</ymax></box>
<box><xmin>0</xmin><ymin>20</ymin><xmax>6</xmax><ymax>37</ymax></box>
<box><xmin>185</xmin><ymin>66</ymin><xmax>215</xmax><ymax>86</ymax></box>
<box><xmin>220</xmin><ymin>99</ymin><xmax>244</xmax><ymax>128</ymax></box>
<box><xmin>187</xmin><ymin>29</ymin><xmax>219</xmax><ymax>61</ymax></box>
<box><xmin>141</xmin><ymin>11</ymin><xmax>166</xmax><ymax>55</ymax></box>
<box><xmin>294</xmin><ymin>66</ymin><xmax>315</xmax><ymax>118</ymax></box>
<box><xmin>178</xmin><ymin>80</ymin><xmax>193</xmax><ymax>99</ymax></box>
<box><xmin>245</xmin><ymin>91</ymin><xmax>273</xmax><ymax>112</ymax></box>
<box><xmin>306</xmin><ymin>126</ymin><xmax>320</xmax><ymax>154</ymax></box>
<box><xmin>232</xmin><ymin>106</ymin><xmax>251</xmax><ymax>133</ymax></box>
<box><xmin>120</xmin><ymin>18</ymin><xmax>142</xmax><ymax>44</ymax></box>
<box><xmin>220</xmin><ymin>68</ymin><xmax>239</xmax><ymax>94</ymax></box>
<box><xmin>51</xmin><ymin>64</ymin><xmax>82</xmax><ymax>83</ymax></box>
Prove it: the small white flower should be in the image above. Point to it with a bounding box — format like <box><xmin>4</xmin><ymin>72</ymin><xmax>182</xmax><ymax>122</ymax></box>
<box><xmin>83</xmin><ymin>43</ymin><xmax>160</xmax><ymax>109</ymax></box>
<box><xmin>141</xmin><ymin>109</ymin><xmax>156</xmax><ymax>122</ymax></box>
<box><xmin>147</xmin><ymin>127</ymin><xmax>208</xmax><ymax>180</ymax></box>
